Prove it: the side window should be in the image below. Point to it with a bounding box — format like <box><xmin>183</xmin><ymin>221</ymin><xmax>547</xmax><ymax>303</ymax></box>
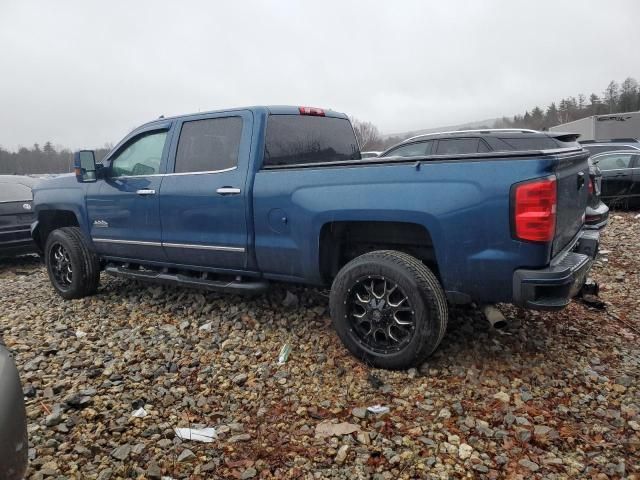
<box><xmin>111</xmin><ymin>131</ymin><xmax>168</xmax><ymax>177</ymax></box>
<box><xmin>174</xmin><ymin>117</ymin><xmax>243</xmax><ymax>173</ymax></box>
<box><xmin>435</xmin><ymin>138</ymin><xmax>480</xmax><ymax>155</ymax></box>
<box><xmin>498</xmin><ymin>136</ymin><xmax>558</xmax><ymax>150</ymax></box>
<box><xmin>596</xmin><ymin>154</ymin><xmax>633</xmax><ymax>171</ymax></box>
<box><xmin>478</xmin><ymin>139</ymin><xmax>491</xmax><ymax>152</ymax></box>
<box><xmin>386</xmin><ymin>141</ymin><xmax>430</xmax><ymax>157</ymax></box>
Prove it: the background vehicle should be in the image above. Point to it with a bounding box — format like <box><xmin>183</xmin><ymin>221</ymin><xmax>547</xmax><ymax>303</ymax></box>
<box><xmin>0</xmin><ymin>175</ymin><xmax>37</xmax><ymax>258</ymax></box>
<box><xmin>591</xmin><ymin>150</ymin><xmax>640</xmax><ymax>208</ymax></box>
<box><xmin>31</xmin><ymin>107</ymin><xmax>597</xmax><ymax>369</ymax></box>
<box><xmin>580</xmin><ymin>138</ymin><xmax>640</xmax><ymax>156</ymax></box>
<box><xmin>360</xmin><ymin>151</ymin><xmax>381</xmax><ymax>158</ymax></box>
<box><xmin>380</xmin><ymin>128</ymin><xmax>582</xmax><ymax>157</ymax></box>
<box><xmin>0</xmin><ymin>343</ymin><xmax>28</xmax><ymax>480</ymax></box>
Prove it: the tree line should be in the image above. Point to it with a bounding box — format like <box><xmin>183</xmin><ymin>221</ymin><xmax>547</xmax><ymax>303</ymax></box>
<box><xmin>495</xmin><ymin>76</ymin><xmax>640</xmax><ymax>130</ymax></box>
<box><xmin>0</xmin><ymin>142</ymin><xmax>111</xmax><ymax>175</ymax></box>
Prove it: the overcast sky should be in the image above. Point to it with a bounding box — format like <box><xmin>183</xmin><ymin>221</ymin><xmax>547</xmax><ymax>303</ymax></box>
<box><xmin>1</xmin><ymin>0</ymin><xmax>639</xmax><ymax>151</ymax></box>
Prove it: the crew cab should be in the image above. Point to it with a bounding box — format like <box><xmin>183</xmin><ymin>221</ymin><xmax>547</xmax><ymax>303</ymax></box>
<box><xmin>31</xmin><ymin>107</ymin><xmax>598</xmax><ymax>369</ymax></box>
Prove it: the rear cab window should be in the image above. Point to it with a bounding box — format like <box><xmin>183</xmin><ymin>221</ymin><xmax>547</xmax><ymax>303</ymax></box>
<box><xmin>263</xmin><ymin>115</ymin><xmax>360</xmax><ymax>167</ymax></box>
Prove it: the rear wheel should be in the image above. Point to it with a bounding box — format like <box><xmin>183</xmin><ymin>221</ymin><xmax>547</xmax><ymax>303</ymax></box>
<box><xmin>330</xmin><ymin>250</ymin><xmax>448</xmax><ymax>369</ymax></box>
<box><xmin>44</xmin><ymin>227</ymin><xmax>100</xmax><ymax>299</ymax></box>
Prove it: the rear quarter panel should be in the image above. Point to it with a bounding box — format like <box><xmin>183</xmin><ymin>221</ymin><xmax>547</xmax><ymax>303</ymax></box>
<box><xmin>252</xmin><ymin>157</ymin><xmax>556</xmax><ymax>303</ymax></box>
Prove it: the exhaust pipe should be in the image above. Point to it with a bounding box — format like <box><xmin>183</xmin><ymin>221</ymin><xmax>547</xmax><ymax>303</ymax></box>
<box><xmin>481</xmin><ymin>305</ymin><xmax>507</xmax><ymax>329</ymax></box>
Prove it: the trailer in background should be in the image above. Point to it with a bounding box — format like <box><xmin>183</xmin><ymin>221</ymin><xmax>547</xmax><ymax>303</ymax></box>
<box><xmin>550</xmin><ymin>111</ymin><xmax>640</xmax><ymax>141</ymax></box>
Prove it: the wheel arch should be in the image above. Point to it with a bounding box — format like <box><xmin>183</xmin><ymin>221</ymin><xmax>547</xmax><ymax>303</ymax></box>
<box><xmin>32</xmin><ymin>209</ymin><xmax>82</xmax><ymax>251</ymax></box>
<box><xmin>318</xmin><ymin>220</ymin><xmax>440</xmax><ymax>284</ymax></box>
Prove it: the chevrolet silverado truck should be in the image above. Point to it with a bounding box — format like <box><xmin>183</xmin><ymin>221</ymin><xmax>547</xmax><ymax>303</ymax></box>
<box><xmin>31</xmin><ymin>106</ymin><xmax>599</xmax><ymax>369</ymax></box>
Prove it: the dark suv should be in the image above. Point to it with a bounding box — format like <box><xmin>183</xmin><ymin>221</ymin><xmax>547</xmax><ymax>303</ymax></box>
<box><xmin>381</xmin><ymin>129</ymin><xmax>609</xmax><ymax>229</ymax></box>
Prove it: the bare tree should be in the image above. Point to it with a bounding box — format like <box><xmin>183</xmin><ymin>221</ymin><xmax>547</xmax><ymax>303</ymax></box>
<box><xmin>350</xmin><ymin>118</ymin><xmax>382</xmax><ymax>151</ymax></box>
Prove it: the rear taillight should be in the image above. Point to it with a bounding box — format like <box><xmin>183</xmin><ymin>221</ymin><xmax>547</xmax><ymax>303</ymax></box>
<box><xmin>513</xmin><ymin>176</ymin><xmax>557</xmax><ymax>242</ymax></box>
<box><xmin>299</xmin><ymin>106</ymin><xmax>325</xmax><ymax>116</ymax></box>
<box><xmin>588</xmin><ymin>177</ymin><xmax>594</xmax><ymax>194</ymax></box>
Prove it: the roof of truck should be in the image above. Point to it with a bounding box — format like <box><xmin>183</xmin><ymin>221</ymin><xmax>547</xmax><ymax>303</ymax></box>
<box><xmin>139</xmin><ymin>105</ymin><xmax>348</xmax><ymax>129</ymax></box>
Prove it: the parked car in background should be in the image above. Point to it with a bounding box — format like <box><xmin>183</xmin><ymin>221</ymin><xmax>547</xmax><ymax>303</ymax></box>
<box><xmin>31</xmin><ymin>107</ymin><xmax>598</xmax><ymax>369</ymax></box>
<box><xmin>0</xmin><ymin>176</ymin><xmax>38</xmax><ymax>258</ymax></box>
<box><xmin>580</xmin><ymin>138</ymin><xmax>640</xmax><ymax>156</ymax></box>
<box><xmin>380</xmin><ymin>128</ymin><xmax>582</xmax><ymax>157</ymax></box>
<box><xmin>0</xmin><ymin>343</ymin><xmax>29</xmax><ymax>480</ymax></box>
<box><xmin>591</xmin><ymin>150</ymin><xmax>640</xmax><ymax>208</ymax></box>
<box><xmin>585</xmin><ymin>156</ymin><xmax>609</xmax><ymax>229</ymax></box>
<box><xmin>360</xmin><ymin>151</ymin><xmax>381</xmax><ymax>158</ymax></box>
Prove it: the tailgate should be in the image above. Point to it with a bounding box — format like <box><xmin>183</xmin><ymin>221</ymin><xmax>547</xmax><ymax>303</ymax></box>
<box><xmin>552</xmin><ymin>150</ymin><xmax>590</xmax><ymax>256</ymax></box>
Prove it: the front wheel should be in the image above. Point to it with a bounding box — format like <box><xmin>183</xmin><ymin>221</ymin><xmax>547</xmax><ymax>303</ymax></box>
<box><xmin>44</xmin><ymin>227</ymin><xmax>100</xmax><ymax>299</ymax></box>
<box><xmin>330</xmin><ymin>250</ymin><xmax>448</xmax><ymax>369</ymax></box>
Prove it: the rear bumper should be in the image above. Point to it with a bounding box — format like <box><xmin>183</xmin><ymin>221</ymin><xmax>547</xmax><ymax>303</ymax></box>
<box><xmin>513</xmin><ymin>230</ymin><xmax>599</xmax><ymax>310</ymax></box>
<box><xmin>585</xmin><ymin>201</ymin><xmax>609</xmax><ymax>230</ymax></box>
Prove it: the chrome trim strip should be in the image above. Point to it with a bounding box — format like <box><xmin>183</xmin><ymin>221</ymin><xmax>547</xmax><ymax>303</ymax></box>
<box><xmin>113</xmin><ymin>166</ymin><xmax>237</xmax><ymax>179</ymax></box>
<box><xmin>92</xmin><ymin>238</ymin><xmax>244</xmax><ymax>252</ymax></box>
<box><xmin>93</xmin><ymin>238</ymin><xmax>163</xmax><ymax>247</ymax></box>
<box><xmin>163</xmin><ymin>242</ymin><xmax>244</xmax><ymax>252</ymax></box>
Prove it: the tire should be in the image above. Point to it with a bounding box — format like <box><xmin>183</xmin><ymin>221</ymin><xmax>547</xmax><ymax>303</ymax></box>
<box><xmin>330</xmin><ymin>250</ymin><xmax>448</xmax><ymax>370</ymax></box>
<box><xmin>44</xmin><ymin>227</ymin><xmax>100</xmax><ymax>299</ymax></box>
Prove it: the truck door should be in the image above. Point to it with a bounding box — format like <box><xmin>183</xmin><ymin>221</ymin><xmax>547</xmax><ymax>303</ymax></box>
<box><xmin>87</xmin><ymin>126</ymin><xmax>172</xmax><ymax>261</ymax></box>
<box><xmin>159</xmin><ymin>111</ymin><xmax>252</xmax><ymax>270</ymax></box>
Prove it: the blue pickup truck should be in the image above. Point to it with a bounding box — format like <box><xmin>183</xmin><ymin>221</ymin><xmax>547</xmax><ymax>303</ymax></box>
<box><xmin>31</xmin><ymin>106</ymin><xmax>598</xmax><ymax>368</ymax></box>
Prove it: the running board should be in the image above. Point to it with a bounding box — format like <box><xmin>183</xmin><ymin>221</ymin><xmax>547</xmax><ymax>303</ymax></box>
<box><xmin>104</xmin><ymin>265</ymin><xmax>269</xmax><ymax>295</ymax></box>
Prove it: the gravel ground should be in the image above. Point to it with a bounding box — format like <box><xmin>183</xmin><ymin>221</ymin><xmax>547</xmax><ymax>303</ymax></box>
<box><xmin>1</xmin><ymin>213</ymin><xmax>639</xmax><ymax>479</ymax></box>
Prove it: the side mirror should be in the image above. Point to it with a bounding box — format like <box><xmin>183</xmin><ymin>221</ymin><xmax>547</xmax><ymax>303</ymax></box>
<box><xmin>73</xmin><ymin>150</ymin><xmax>98</xmax><ymax>182</ymax></box>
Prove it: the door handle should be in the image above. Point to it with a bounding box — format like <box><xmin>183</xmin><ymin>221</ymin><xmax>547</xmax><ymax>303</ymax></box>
<box><xmin>136</xmin><ymin>189</ymin><xmax>156</xmax><ymax>195</ymax></box>
<box><xmin>216</xmin><ymin>187</ymin><xmax>241</xmax><ymax>195</ymax></box>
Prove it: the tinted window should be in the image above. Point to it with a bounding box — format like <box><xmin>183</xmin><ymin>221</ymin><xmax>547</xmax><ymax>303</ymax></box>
<box><xmin>385</xmin><ymin>141</ymin><xmax>431</xmax><ymax>157</ymax></box>
<box><xmin>595</xmin><ymin>153</ymin><xmax>633</xmax><ymax>171</ymax></box>
<box><xmin>584</xmin><ymin>145</ymin><xmax>632</xmax><ymax>155</ymax></box>
<box><xmin>264</xmin><ymin>115</ymin><xmax>359</xmax><ymax>167</ymax></box>
<box><xmin>111</xmin><ymin>131</ymin><xmax>167</xmax><ymax>177</ymax></box>
<box><xmin>497</xmin><ymin>136</ymin><xmax>558</xmax><ymax>150</ymax></box>
<box><xmin>0</xmin><ymin>183</ymin><xmax>32</xmax><ymax>202</ymax></box>
<box><xmin>435</xmin><ymin>138</ymin><xmax>481</xmax><ymax>155</ymax></box>
<box><xmin>175</xmin><ymin>117</ymin><xmax>243</xmax><ymax>173</ymax></box>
